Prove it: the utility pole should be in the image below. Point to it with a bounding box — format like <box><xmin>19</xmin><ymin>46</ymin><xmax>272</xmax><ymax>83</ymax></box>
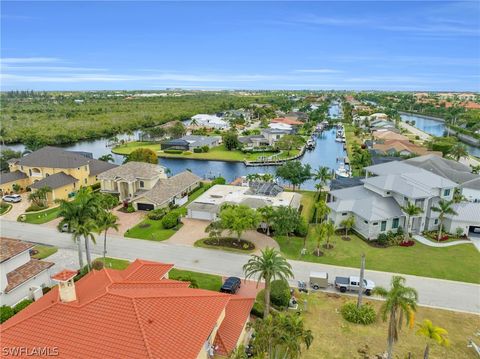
<box><xmin>357</xmin><ymin>254</ymin><xmax>366</xmax><ymax>308</ymax></box>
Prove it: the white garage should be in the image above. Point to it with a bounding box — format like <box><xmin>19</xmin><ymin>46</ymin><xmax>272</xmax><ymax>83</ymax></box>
<box><xmin>444</xmin><ymin>202</ymin><xmax>480</xmax><ymax>236</ymax></box>
<box><xmin>187</xmin><ymin>202</ymin><xmax>219</xmax><ymax>221</ymax></box>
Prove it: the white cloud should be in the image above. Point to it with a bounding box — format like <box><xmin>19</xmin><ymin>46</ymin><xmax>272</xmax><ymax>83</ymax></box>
<box><xmin>293</xmin><ymin>69</ymin><xmax>342</xmax><ymax>74</ymax></box>
<box><xmin>1</xmin><ymin>57</ymin><xmax>61</xmax><ymax>64</ymax></box>
<box><xmin>2</xmin><ymin>65</ymin><xmax>108</xmax><ymax>72</ymax></box>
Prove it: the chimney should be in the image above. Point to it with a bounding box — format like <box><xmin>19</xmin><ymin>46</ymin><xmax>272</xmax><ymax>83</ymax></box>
<box><xmin>51</xmin><ymin>269</ymin><xmax>78</xmax><ymax>303</ymax></box>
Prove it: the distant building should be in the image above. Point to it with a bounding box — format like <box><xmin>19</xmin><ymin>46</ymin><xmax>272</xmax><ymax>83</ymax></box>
<box><xmin>191</xmin><ymin>114</ymin><xmax>228</xmax><ymax>130</ymax></box>
<box><xmin>160</xmin><ymin>135</ymin><xmax>221</xmax><ymax>151</ymax></box>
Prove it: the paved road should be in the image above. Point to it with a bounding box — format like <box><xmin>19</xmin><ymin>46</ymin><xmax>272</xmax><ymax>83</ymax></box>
<box><xmin>1</xmin><ymin>219</ymin><xmax>479</xmax><ymax>314</ymax></box>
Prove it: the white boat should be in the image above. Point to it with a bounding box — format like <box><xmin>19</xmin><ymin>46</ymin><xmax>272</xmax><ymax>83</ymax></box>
<box><xmin>335</xmin><ymin>135</ymin><xmax>346</xmax><ymax>143</ymax></box>
<box><xmin>335</xmin><ymin>164</ymin><xmax>350</xmax><ymax>178</ymax></box>
<box><xmin>306</xmin><ymin>139</ymin><xmax>315</xmax><ymax>149</ymax></box>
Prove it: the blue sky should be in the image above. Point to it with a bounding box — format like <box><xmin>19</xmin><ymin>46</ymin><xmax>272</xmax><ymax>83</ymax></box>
<box><xmin>1</xmin><ymin>1</ymin><xmax>479</xmax><ymax>91</ymax></box>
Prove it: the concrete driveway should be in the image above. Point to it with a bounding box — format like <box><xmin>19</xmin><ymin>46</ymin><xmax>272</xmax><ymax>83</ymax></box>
<box><xmin>166</xmin><ymin>218</ymin><xmax>280</xmax><ymax>253</ymax></box>
<box><xmin>113</xmin><ymin>206</ymin><xmax>146</xmax><ymax>235</ymax></box>
<box><xmin>1</xmin><ymin>193</ymin><xmax>30</xmax><ymax>220</ymax></box>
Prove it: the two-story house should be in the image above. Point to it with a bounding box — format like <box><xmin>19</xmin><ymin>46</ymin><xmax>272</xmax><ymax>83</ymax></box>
<box><xmin>328</xmin><ymin>161</ymin><xmax>458</xmax><ymax>240</ymax></box>
<box><xmin>1</xmin><ymin>238</ymin><xmax>54</xmax><ymax>306</ymax></box>
<box><xmin>3</xmin><ymin>146</ymin><xmax>117</xmax><ymax>203</ymax></box>
<box><xmin>1</xmin><ymin>259</ymin><xmax>255</xmax><ymax>358</ymax></box>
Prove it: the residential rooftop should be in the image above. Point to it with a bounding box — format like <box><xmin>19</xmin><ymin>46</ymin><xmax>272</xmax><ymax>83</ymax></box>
<box><xmin>98</xmin><ymin>161</ymin><xmax>165</xmax><ymax>182</ymax></box>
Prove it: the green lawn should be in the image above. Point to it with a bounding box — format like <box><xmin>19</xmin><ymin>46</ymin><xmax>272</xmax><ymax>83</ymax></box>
<box><xmin>21</xmin><ymin>207</ymin><xmax>60</xmax><ymax>224</ymax></box>
<box><xmin>31</xmin><ymin>245</ymin><xmax>58</xmax><ymax>259</ymax></box>
<box><xmin>298</xmin><ymin>190</ymin><xmax>316</xmax><ymax>222</ymax></box>
<box><xmin>276</xmin><ymin>227</ymin><xmax>480</xmax><ymax>284</ymax></box>
<box><xmin>194</xmin><ymin>237</ymin><xmax>256</xmax><ymax>253</ymax></box>
<box><xmin>0</xmin><ymin>203</ymin><xmax>12</xmax><ymax>215</ymax></box>
<box><xmin>96</xmin><ymin>257</ymin><xmax>130</xmax><ymax>270</ymax></box>
<box><xmin>169</xmin><ymin>268</ymin><xmax>222</xmax><ymax>291</ymax></box>
<box><xmin>125</xmin><ymin>220</ymin><xmax>181</xmax><ymax>241</ymax></box>
<box><xmin>111</xmin><ymin>141</ymin><xmax>160</xmax><ymax>155</ymax></box>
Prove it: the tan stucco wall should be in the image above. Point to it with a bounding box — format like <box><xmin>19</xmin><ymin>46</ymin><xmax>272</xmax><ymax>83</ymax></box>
<box><xmin>32</xmin><ymin>183</ymin><xmax>77</xmax><ymax>204</ymax></box>
<box><xmin>0</xmin><ymin>177</ymin><xmax>30</xmax><ymax>195</ymax></box>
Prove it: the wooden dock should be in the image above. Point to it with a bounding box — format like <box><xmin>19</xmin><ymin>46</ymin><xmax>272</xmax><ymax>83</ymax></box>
<box><xmin>244</xmin><ymin>146</ymin><xmax>306</xmax><ymax>167</ymax></box>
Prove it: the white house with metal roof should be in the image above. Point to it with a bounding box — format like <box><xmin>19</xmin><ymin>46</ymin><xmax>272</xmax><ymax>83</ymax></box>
<box><xmin>443</xmin><ymin>202</ymin><xmax>480</xmax><ymax>236</ymax></box>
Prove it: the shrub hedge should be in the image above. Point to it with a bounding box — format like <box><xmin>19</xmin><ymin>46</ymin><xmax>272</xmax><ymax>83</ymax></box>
<box><xmin>340</xmin><ymin>302</ymin><xmax>376</xmax><ymax>325</ymax></box>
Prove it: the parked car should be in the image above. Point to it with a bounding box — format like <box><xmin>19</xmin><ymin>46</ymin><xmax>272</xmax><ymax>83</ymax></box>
<box><xmin>220</xmin><ymin>277</ymin><xmax>241</xmax><ymax>294</ymax></box>
<box><xmin>2</xmin><ymin>194</ymin><xmax>22</xmax><ymax>203</ymax></box>
<box><xmin>334</xmin><ymin>276</ymin><xmax>375</xmax><ymax>295</ymax></box>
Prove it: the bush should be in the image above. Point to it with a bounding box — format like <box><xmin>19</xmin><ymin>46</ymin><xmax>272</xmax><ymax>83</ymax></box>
<box><xmin>294</xmin><ymin>218</ymin><xmax>309</xmax><ymax>237</ymax></box>
<box><xmin>25</xmin><ymin>204</ymin><xmax>48</xmax><ymax>212</ymax></box>
<box><xmin>193</xmin><ymin>147</ymin><xmax>203</xmax><ymax>153</ymax></box>
<box><xmin>0</xmin><ymin>305</ymin><xmax>14</xmax><ymax>323</ymax></box>
<box><xmin>396</xmin><ymin>226</ymin><xmax>404</xmax><ymax>236</ymax></box>
<box><xmin>399</xmin><ymin>240</ymin><xmax>415</xmax><ymax>247</ymax></box>
<box><xmin>164</xmin><ymin>149</ymin><xmax>183</xmax><ymax>154</ymax></box>
<box><xmin>270</xmin><ymin>280</ymin><xmax>291</xmax><ymax>308</ymax></box>
<box><xmin>183</xmin><ymin>151</ymin><xmax>193</xmax><ymax>155</ymax></box>
<box><xmin>340</xmin><ymin>302</ymin><xmax>376</xmax><ymax>325</ymax></box>
<box><xmin>126</xmin><ymin>204</ymin><xmax>136</xmax><ymax>213</ymax></box>
<box><xmin>251</xmin><ymin>301</ymin><xmax>264</xmax><ymax>318</ymax></box>
<box><xmin>92</xmin><ymin>260</ymin><xmax>104</xmax><ymax>270</ymax></box>
<box><xmin>162</xmin><ymin>211</ymin><xmax>180</xmax><ymax>229</ymax></box>
<box><xmin>211</xmin><ymin>177</ymin><xmax>226</xmax><ymax>185</ymax></box>
<box><xmin>147</xmin><ymin>208</ymin><xmax>167</xmax><ymax>220</ymax></box>
<box><xmin>201</xmin><ymin>145</ymin><xmax>210</xmax><ymax>153</ymax></box>
<box><xmin>13</xmin><ymin>299</ymin><xmax>33</xmax><ymax>313</ymax></box>
<box><xmin>42</xmin><ymin>286</ymin><xmax>51</xmax><ymax>294</ymax></box>
<box><xmin>377</xmin><ymin>233</ymin><xmax>388</xmax><ymax>246</ymax></box>
<box><xmin>90</xmin><ymin>182</ymin><xmax>101</xmax><ymax>191</ymax></box>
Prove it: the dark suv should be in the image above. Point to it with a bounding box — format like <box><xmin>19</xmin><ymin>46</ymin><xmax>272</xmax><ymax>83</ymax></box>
<box><xmin>220</xmin><ymin>277</ymin><xmax>241</xmax><ymax>294</ymax></box>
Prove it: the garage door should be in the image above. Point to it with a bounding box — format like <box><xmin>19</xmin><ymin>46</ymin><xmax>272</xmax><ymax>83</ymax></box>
<box><xmin>189</xmin><ymin>210</ymin><xmax>214</xmax><ymax>221</ymax></box>
<box><xmin>136</xmin><ymin>203</ymin><xmax>155</xmax><ymax>211</ymax></box>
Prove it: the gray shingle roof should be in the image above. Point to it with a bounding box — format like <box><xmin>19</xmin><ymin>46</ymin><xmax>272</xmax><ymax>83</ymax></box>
<box><xmin>405</xmin><ymin>154</ymin><xmax>478</xmax><ymax>184</ymax></box>
<box><xmin>88</xmin><ymin>159</ymin><xmax>118</xmax><ymax>176</ymax></box>
<box><xmin>29</xmin><ymin>172</ymin><xmax>78</xmax><ymax>189</ymax></box>
<box><xmin>461</xmin><ymin>177</ymin><xmax>480</xmax><ymax>190</ymax></box>
<box><xmin>97</xmin><ymin>162</ymin><xmax>165</xmax><ymax>182</ymax></box>
<box><xmin>17</xmin><ymin>146</ymin><xmax>90</xmax><ymax>168</ymax></box>
<box><xmin>134</xmin><ymin>171</ymin><xmax>201</xmax><ymax>205</ymax></box>
<box><xmin>445</xmin><ymin>202</ymin><xmax>480</xmax><ymax>224</ymax></box>
<box><xmin>328</xmin><ymin>185</ymin><xmax>403</xmax><ymax>221</ymax></box>
<box><xmin>0</xmin><ymin>171</ymin><xmax>28</xmax><ymax>185</ymax></box>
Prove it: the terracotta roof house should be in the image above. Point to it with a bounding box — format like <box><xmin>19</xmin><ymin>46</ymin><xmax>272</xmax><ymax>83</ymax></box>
<box><xmin>372</xmin><ymin>130</ymin><xmax>409</xmax><ymax>142</ymax></box>
<box><xmin>1</xmin><ymin>259</ymin><xmax>255</xmax><ymax>358</ymax></box>
<box><xmin>3</xmin><ymin>147</ymin><xmax>117</xmax><ymax>203</ymax></box>
<box><xmin>372</xmin><ymin>140</ymin><xmax>443</xmax><ymax>157</ymax></box>
<box><xmin>0</xmin><ymin>238</ymin><xmax>54</xmax><ymax>306</ymax></box>
<box><xmin>271</xmin><ymin>117</ymin><xmax>303</xmax><ymax>126</ymax></box>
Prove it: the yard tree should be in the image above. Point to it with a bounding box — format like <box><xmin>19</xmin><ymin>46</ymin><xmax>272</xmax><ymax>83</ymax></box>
<box><xmin>448</xmin><ymin>143</ymin><xmax>468</xmax><ymax>161</ymax></box>
<box><xmin>340</xmin><ymin>215</ymin><xmax>355</xmax><ymax>239</ymax></box>
<box><xmin>431</xmin><ymin>200</ymin><xmax>457</xmax><ymax>242</ymax></box>
<box><xmin>125</xmin><ymin>148</ymin><xmax>158</xmax><ymax>164</ymax></box>
<box><xmin>374</xmin><ymin>276</ymin><xmax>418</xmax><ymax>359</ymax></box>
<box><xmin>222</xmin><ymin>131</ymin><xmax>239</xmax><ymax>151</ymax></box>
<box><xmin>258</xmin><ymin>206</ymin><xmax>275</xmax><ymax>236</ymax></box>
<box><xmin>271</xmin><ymin>206</ymin><xmax>300</xmax><ymax>240</ymax></box>
<box><xmin>320</xmin><ymin>220</ymin><xmax>336</xmax><ymax>249</ymax></box>
<box><xmin>205</xmin><ymin>220</ymin><xmax>223</xmax><ymax>245</ymax></box>
<box><xmin>313</xmin><ymin>166</ymin><xmax>332</xmax><ymax>200</ymax></box>
<box><xmin>416</xmin><ymin>319</ymin><xmax>450</xmax><ymax>359</ymax></box>
<box><xmin>249</xmin><ymin>312</ymin><xmax>313</xmax><ymax>358</ymax></box>
<box><xmin>28</xmin><ymin>186</ymin><xmax>52</xmax><ymax>208</ymax></box>
<box><xmin>0</xmin><ymin>149</ymin><xmax>22</xmax><ymax>172</ymax></box>
<box><xmin>96</xmin><ymin>211</ymin><xmax>119</xmax><ymax>262</ymax></box>
<box><xmin>167</xmin><ymin>122</ymin><xmax>186</xmax><ymax>139</ymax></box>
<box><xmin>275</xmin><ymin>135</ymin><xmax>304</xmax><ymax>156</ymax></box>
<box><xmin>219</xmin><ymin>205</ymin><xmax>261</xmax><ymax>243</ymax></box>
<box><xmin>98</xmin><ymin>154</ymin><xmax>114</xmax><ymax>163</ymax></box>
<box><xmin>314</xmin><ymin>200</ymin><xmax>330</xmax><ymax>224</ymax></box>
<box><xmin>400</xmin><ymin>201</ymin><xmax>423</xmax><ymax>242</ymax></box>
<box><xmin>276</xmin><ymin>161</ymin><xmax>312</xmax><ymax>191</ymax></box>
<box><xmin>243</xmin><ymin>248</ymin><xmax>294</xmax><ymax>318</ymax></box>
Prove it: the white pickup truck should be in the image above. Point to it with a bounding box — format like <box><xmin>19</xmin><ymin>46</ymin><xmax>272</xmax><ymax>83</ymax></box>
<box><xmin>334</xmin><ymin>276</ymin><xmax>375</xmax><ymax>296</ymax></box>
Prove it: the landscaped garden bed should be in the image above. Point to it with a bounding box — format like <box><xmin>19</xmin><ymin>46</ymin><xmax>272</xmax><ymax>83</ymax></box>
<box><xmin>195</xmin><ymin>237</ymin><xmax>255</xmax><ymax>252</ymax></box>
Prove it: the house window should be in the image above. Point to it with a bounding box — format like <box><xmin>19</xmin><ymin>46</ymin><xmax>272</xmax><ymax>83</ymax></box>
<box><xmin>139</xmin><ymin>181</ymin><xmax>145</xmax><ymax>188</ymax></box>
<box><xmin>84</xmin><ymin>178</ymin><xmax>87</xmax><ymax>184</ymax></box>
<box><xmin>364</xmin><ymin>220</ymin><xmax>368</xmax><ymax>224</ymax></box>
<box><xmin>434</xmin><ymin>219</ymin><xmax>438</xmax><ymax>225</ymax></box>
<box><xmin>386</xmin><ymin>191</ymin><xmax>390</xmax><ymax>195</ymax></box>
<box><xmin>444</xmin><ymin>189</ymin><xmax>451</xmax><ymax>197</ymax></box>
<box><xmin>29</xmin><ymin>169</ymin><xmax>32</xmax><ymax>176</ymax></box>
<box><xmin>381</xmin><ymin>221</ymin><xmax>387</xmax><ymax>231</ymax></box>
<box><xmin>392</xmin><ymin>218</ymin><xmax>399</xmax><ymax>229</ymax></box>
<box><xmin>373</xmin><ymin>222</ymin><xmax>378</xmax><ymax>226</ymax></box>
<box><xmin>341</xmin><ymin>212</ymin><xmax>348</xmax><ymax>216</ymax></box>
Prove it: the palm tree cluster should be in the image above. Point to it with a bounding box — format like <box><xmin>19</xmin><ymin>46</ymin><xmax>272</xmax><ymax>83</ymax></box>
<box><xmin>57</xmin><ymin>188</ymin><xmax>119</xmax><ymax>270</ymax></box>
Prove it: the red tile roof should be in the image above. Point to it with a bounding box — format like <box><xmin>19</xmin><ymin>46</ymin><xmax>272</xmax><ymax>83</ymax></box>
<box><xmin>271</xmin><ymin>117</ymin><xmax>303</xmax><ymax>126</ymax></box>
<box><xmin>1</xmin><ymin>259</ymin><xmax>254</xmax><ymax>359</ymax></box>
<box><xmin>51</xmin><ymin>269</ymin><xmax>78</xmax><ymax>281</ymax></box>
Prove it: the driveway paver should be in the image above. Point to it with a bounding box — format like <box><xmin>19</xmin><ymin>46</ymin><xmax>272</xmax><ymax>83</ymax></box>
<box><xmin>1</xmin><ymin>193</ymin><xmax>30</xmax><ymax>221</ymax></box>
<box><xmin>112</xmin><ymin>206</ymin><xmax>146</xmax><ymax>235</ymax></box>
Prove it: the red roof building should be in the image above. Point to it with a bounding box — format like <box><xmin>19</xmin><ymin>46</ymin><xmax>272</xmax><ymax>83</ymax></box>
<box><xmin>1</xmin><ymin>259</ymin><xmax>254</xmax><ymax>358</ymax></box>
<box><xmin>271</xmin><ymin>117</ymin><xmax>303</xmax><ymax>126</ymax></box>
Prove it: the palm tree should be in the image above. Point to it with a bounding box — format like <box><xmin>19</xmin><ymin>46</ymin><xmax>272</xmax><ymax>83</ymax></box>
<box><xmin>416</xmin><ymin>319</ymin><xmax>450</xmax><ymax>359</ymax></box>
<box><xmin>98</xmin><ymin>154</ymin><xmax>114</xmax><ymax>162</ymax></box>
<box><xmin>431</xmin><ymin>199</ymin><xmax>457</xmax><ymax>241</ymax></box>
<box><xmin>374</xmin><ymin>276</ymin><xmax>418</xmax><ymax>359</ymax></box>
<box><xmin>28</xmin><ymin>186</ymin><xmax>52</xmax><ymax>207</ymax></box>
<box><xmin>340</xmin><ymin>215</ymin><xmax>355</xmax><ymax>239</ymax></box>
<box><xmin>321</xmin><ymin>220</ymin><xmax>336</xmax><ymax>249</ymax></box>
<box><xmin>400</xmin><ymin>201</ymin><xmax>423</xmax><ymax>241</ymax></box>
<box><xmin>276</xmin><ymin>313</ymin><xmax>314</xmax><ymax>358</ymax></box>
<box><xmin>313</xmin><ymin>166</ymin><xmax>332</xmax><ymax>200</ymax></box>
<box><xmin>243</xmin><ymin>248</ymin><xmax>293</xmax><ymax>318</ymax></box>
<box><xmin>258</xmin><ymin>206</ymin><xmax>275</xmax><ymax>235</ymax></box>
<box><xmin>449</xmin><ymin>143</ymin><xmax>468</xmax><ymax>161</ymax></box>
<box><xmin>205</xmin><ymin>220</ymin><xmax>223</xmax><ymax>245</ymax></box>
<box><xmin>314</xmin><ymin>200</ymin><xmax>330</xmax><ymax>224</ymax></box>
<box><xmin>76</xmin><ymin>220</ymin><xmax>98</xmax><ymax>271</ymax></box>
<box><xmin>96</xmin><ymin>211</ymin><xmax>119</xmax><ymax>262</ymax></box>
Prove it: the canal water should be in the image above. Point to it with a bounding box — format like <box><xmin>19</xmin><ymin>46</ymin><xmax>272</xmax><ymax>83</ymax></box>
<box><xmin>400</xmin><ymin>113</ymin><xmax>480</xmax><ymax>157</ymax></box>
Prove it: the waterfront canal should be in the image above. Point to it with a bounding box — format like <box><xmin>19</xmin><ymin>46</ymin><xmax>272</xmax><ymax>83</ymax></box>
<box><xmin>400</xmin><ymin>113</ymin><xmax>480</xmax><ymax>157</ymax></box>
